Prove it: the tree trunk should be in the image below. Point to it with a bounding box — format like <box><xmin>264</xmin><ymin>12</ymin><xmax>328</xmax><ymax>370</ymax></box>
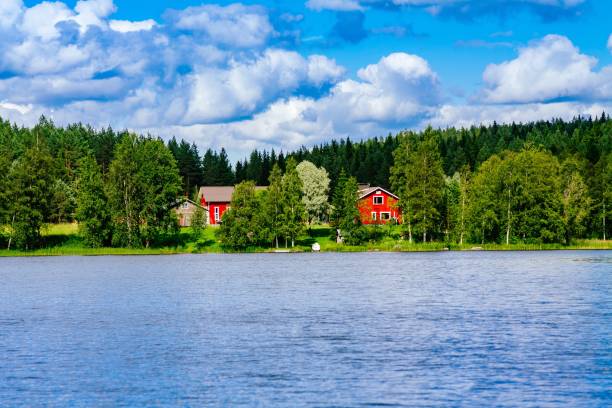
<box><xmin>7</xmin><ymin>213</ymin><xmax>15</xmax><ymax>250</ymax></box>
<box><xmin>459</xmin><ymin>194</ymin><xmax>465</xmax><ymax>245</ymax></box>
<box><xmin>505</xmin><ymin>187</ymin><xmax>511</xmax><ymax>245</ymax></box>
<box><xmin>275</xmin><ymin>236</ymin><xmax>279</xmax><ymax>249</ymax></box>
<box><xmin>604</xmin><ymin>202</ymin><xmax>607</xmax><ymax>241</ymax></box>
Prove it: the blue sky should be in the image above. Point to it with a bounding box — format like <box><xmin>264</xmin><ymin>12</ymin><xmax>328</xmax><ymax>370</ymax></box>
<box><xmin>3</xmin><ymin>0</ymin><xmax>612</xmax><ymax>158</ymax></box>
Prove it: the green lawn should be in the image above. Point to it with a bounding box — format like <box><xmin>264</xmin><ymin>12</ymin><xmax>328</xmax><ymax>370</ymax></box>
<box><xmin>0</xmin><ymin>223</ymin><xmax>610</xmax><ymax>256</ymax></box>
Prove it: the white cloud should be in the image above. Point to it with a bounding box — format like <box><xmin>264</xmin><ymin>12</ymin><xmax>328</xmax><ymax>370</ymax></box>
<box><xmin>183</xmin><ymin>49</ymin><xmax>344</xmax><ymax>124</ymax></box>
<box><xmin>482</xmin><ymin>35</ymin><xmax>612</xmax><ymax>103</ymax></box>
<box><xmin>428</xmin><ymin>101</ymin><xmax>611</xmax><ymax>130</ymax></box>
<box><xmin>0</xmin><ymin>0</ymin><xmax>23</xmax><ymax>29</ymax></box>
<box><xmin>171</xmin><ymin>4</ymin><xmax>273</xmax><ymax>48</ymax></box>
<box><xmin>20</xmin><ymin>1</ymin><xmax>73</xmax><ymax>40</ymax></box>
<box><xmin>306</xmin><ymin>0</ymin><xmax>363</xmax><ymax>11</ymax></box>
<box><xmin>109</xmin><ymin>19</ymin><xmax>156</xmax><ymax>33</ymax></box>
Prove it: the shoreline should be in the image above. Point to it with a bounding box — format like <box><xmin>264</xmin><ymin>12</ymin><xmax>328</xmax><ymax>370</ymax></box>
<box><xmin>1</xmin><ymin>245</ymin><xmax>611</xmax><ymax>258</ymax></box>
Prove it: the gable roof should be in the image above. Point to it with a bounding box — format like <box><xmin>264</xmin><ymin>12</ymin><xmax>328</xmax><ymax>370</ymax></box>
<box><xmin>171</xmin><ymin>197</ymin><xmax>206</xmax><ymax>210</ymax></box>
<box><xmin>198</xmin><ymin>185</ymin><xmax>267</xmax><ymax>203</ymax></box>
<box><xmin>198</xmin><ymin>186</ymin><xmax>235</xmax><ymax>203</ymax></box>
<box><xmin>358</xmin><ymin>186</ymin><xmax>399</xmax><ymax>200</ymax></box>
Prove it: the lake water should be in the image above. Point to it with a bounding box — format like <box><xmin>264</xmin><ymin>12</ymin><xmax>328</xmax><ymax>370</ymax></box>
<box><xmin>1</xmin><ymin>252</ymin><xmax>611</xmax><ymax>407</ymax></box>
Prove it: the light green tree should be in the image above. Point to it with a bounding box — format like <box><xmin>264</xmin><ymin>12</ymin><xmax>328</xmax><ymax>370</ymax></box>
<box><xmin>190</xmin><ymin>205</ymin><xmax>207</xmax><ymax>241</ymax></box>
<box><xmin>296</xmin><ymin>161</ymin><xmax>330</xmax><ymax>226</ymax></box>
<box><xmin>281</xmin><ymin>158</ymin><xmax>306</xmax><ymax>248</ymax></box>
<box><xmin>263</xmin><ymin>164</ymin><xmax>285</xmax><ymax>248</ymax></box>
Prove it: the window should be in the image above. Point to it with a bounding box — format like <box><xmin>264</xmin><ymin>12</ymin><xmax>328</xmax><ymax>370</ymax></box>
<box><xmin>371</xmin><ymin>212</ymin><xmax>377</xmax><ymax>221</ymax></box>
<box><xmin>214</xmin><ymin>207</ymin><xmax>220</xmax><ymax>222</ymax></box>
<box><xmin>380</xmin><ymin>212</ymin><xmax>391</xmax><ymax>220</ymax></box>
<box><xmin>373</xmin><ymin>196</ymin><xmax>384</xmax><ymax>205</ymax></box>
<box><xmin>182</xmin><ymin>202</ymin><xmax>189</xmax><ymax>209</ymax></box>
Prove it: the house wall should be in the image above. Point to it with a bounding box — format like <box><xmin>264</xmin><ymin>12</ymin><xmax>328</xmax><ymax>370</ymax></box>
<box><xmin>358</xmin><ymin>191</ymin><xmax>401</xmax><ymax>225</ymax></box>
<box><xmin>200</xmin><ymin>197</ymin><xmax>230</xmax><ymax>225</ymax></box>
<box><xmin>174</xmin><ymin>202</ymin><xmax>200</xmax><ymax>227</ymax></box>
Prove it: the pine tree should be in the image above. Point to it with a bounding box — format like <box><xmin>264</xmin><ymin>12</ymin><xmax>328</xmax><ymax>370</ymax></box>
<box><xmin>339</xmin><ymin>177</ymin><xmax>364</xmax><ymax>245</ymax></box>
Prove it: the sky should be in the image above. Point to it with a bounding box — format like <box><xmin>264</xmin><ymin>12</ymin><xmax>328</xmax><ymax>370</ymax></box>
<box><xmin>2</xmin><ymin>1</ymin><xmax>612</xmax><ymax>159</ymax></box>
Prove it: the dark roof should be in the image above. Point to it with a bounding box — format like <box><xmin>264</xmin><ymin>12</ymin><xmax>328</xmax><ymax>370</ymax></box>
<box><xmin>198</xmin><ymin>186</ymin><xmax>267</xmax><ymax>203</ymax></box>
<box><xmin>358</xmin><ymin>186</ymin><xmax>399</xmax><ymax>200</ymax></box>
<box><xmin>171</xmin><ymin>197</ymin><xmax>206</xmax><ymax>210</ymax></box>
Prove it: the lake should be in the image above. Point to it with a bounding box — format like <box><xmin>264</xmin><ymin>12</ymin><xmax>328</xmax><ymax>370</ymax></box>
<box><xmin>1</xmin><ymin>252</ymin><xmax>611</xmax><ymax>407</ymax></box>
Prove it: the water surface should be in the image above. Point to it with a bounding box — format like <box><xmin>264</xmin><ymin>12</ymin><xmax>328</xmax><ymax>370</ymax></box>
<box><xmin>1</xmin><ymin>252</ymin><xmax>611</xmax><ymax>406</ymax></box>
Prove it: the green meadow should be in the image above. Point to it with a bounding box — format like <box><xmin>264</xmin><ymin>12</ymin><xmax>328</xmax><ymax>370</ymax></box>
<box><xmin>1</xmin><ymin>223</ymin><xmax>609</xmax><ymax>257</ymax></box>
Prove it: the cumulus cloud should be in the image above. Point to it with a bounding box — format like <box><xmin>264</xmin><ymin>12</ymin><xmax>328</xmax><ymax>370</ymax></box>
<box><xmin>482</xmin><ymin>35</ymin><xmax>612</xmax><ymax>103</ymax></box>
<box><xmin>109</xmin><ymin>19</ymin><xmax>156</xmax><ymax>33</ymax></box>
<box><xmin>168</xmin><ymin>4</ymin><xmax>274</xmax><ymax>48</ymax></box>
<box><xmin>183</xmin><ymin>50</ymin><xmax>345</xmax><ymax>124</ymax></box>
<box><xmin>0</xmin><ymin>0</ymin><xmax>608</xmax><ymax>160</ymax></box>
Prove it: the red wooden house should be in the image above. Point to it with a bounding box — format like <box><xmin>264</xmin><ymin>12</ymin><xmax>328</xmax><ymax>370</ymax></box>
<box><xmin>198</xmin><ymin>186</ymin><xmax>234</xmax><ymax>225</ymax></box>
<box><xmin>357</xmin><ymin>186</ymin><xmax>401</xmax><ymax>225</ymax></box>
<box><xmin>198</xmin><ymin>186</ymin><xmax>266</xmax><ymax>225</ymax></box>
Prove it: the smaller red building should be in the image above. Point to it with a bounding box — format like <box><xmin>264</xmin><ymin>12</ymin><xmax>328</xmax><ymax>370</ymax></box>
<box><xmin>198</xmin><ymin>186</ymin><xmax>266</xmax><ymax>225</ymax></box>
<box><xmin>198</xmin><ymin>186</ymin><xmax>234</xmax><ymax>225</ymax></box>
<box><xmin>357</xmin><ymin>186</ymin><xmax>401</xmax><ymax>225</ymax></box>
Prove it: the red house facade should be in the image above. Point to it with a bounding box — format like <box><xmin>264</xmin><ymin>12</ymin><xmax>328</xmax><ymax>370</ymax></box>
<box><xmin>357</xmin><ymin>186</ymin><xmax>401</xmax><ymax>225</ymax></box>
<box><xmin>198</xmin><ymin>186</ymin><xmax>234</xmax><ymax>225</ymax></box>
<box><xmin>198</xmin><ymin>186</ymin><xmax>266</xmax><ymax>225</ymax></box>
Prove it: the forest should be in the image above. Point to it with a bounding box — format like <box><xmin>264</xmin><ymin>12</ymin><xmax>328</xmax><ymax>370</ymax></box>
<box><xmin>0</xmin><ymin>114</ymin><xmax>610</xmax><ymax>251</ymax></box>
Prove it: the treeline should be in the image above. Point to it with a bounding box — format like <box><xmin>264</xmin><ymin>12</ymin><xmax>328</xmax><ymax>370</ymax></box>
<box><xmin>0</xmin><ymin>114</ymin><xmax>610</xmax><ymax>249</ymax></box>
<box><xmin>0</xmin><ymin>117</ymin><xmax>182</xmax><ymax>249</ymax></box>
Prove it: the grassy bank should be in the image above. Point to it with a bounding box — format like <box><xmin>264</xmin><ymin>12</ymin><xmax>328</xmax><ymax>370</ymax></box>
<box><xmin>0</xmin><ymin>223</ymin><xmax>610</xmax><ymax>257</ymax></box>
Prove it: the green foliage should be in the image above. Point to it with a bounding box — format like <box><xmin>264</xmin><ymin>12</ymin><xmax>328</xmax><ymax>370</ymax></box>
<box><xmin>75</xmin><ymin>156</ymin><xmax>112</xmax><ymax>248</ymax></box>
<box><xmin>331</xmin><ymin>168</ymin><xmax>347</xmax><ymax>228</ymax></box>
<box><xmin>280</xmin><ymin>158</ymin><xmax>306</xmax><ymax>247</ymax></box>
<box><xmin>106</xmin><ymin>134</ymin><xmax>182</xmax><ymax>248</ymax></box>
<box><xmin>8</xmin><ymin>142</ymin><xmax>54</xmax><ymax>250</ymax></box>
<box><xmin>467</xmin><ymin>147</ymin><xmax>565</xmax><ymax>244</ymax></box>
<box><xmin>391</xmin><ymin>129</ymin><xmax>445</xmax><ymax>242</ymax></box>
<box><xmin>217</xmin><ymin>181</ymin><xmax>262</xmax><ymax>249</ymax></box>
<box><xmin>339</xmin><ymin>177</ymin><xmax>365</xmax><ymax>245</ymax></box>
<box><xmin>190</xmin><ymin>205</ymin><xmax>207</xmax><ymax>240</ymax></box>
<box><xmin>296</xmin><ymin>160</ymin><xmax>330</xmax><ymax>225</ymax></box>
<box><xmin>263</xmin><ymin>164</ymin><xmax>285</xmax><ymax>248</ymax></box>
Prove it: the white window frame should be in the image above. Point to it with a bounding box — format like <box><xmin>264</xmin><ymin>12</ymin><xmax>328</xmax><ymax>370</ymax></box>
<box><xmin>214</xmin><ymin>207</ymin><xmax>220</xmax><ymax>222</ymax></box>
<box><xmin>380</xmin><ymin>212</ymin><xmax>391</xmax><ymax>220</ymax></box>
<box><xmin>373</xmin><ymin>195</ymin><xmax>384</xmax><ymax>205</ymax></box>
<box><xmin>371</xmin><ymin>212</ymin><xmax>377</xmax><ymax>221</ymax></box>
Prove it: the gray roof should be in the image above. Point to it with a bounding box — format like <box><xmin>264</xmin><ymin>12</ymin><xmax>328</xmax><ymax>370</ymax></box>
<box><xmin>358</xmin><ymin>186</ymin><xmax>399</xmax><ymax>200</ymax></box>
<box><xmin>198</xmin><ymin>186</ymin><xmax>266</xmax><ymax>203</ymax></box>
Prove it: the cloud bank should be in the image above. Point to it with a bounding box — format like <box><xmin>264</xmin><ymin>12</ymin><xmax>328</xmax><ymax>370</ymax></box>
<box><xmin>0</xmin><ymin>0</ymin><xmax>610</xmax><ymax>158</ymax></box>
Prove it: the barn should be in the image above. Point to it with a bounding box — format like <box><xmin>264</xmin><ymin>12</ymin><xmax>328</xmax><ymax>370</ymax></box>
<box><xmin>357</xmin><ymin>186</ymin><xmax>401</xmax><ymax>225</ymax></box>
